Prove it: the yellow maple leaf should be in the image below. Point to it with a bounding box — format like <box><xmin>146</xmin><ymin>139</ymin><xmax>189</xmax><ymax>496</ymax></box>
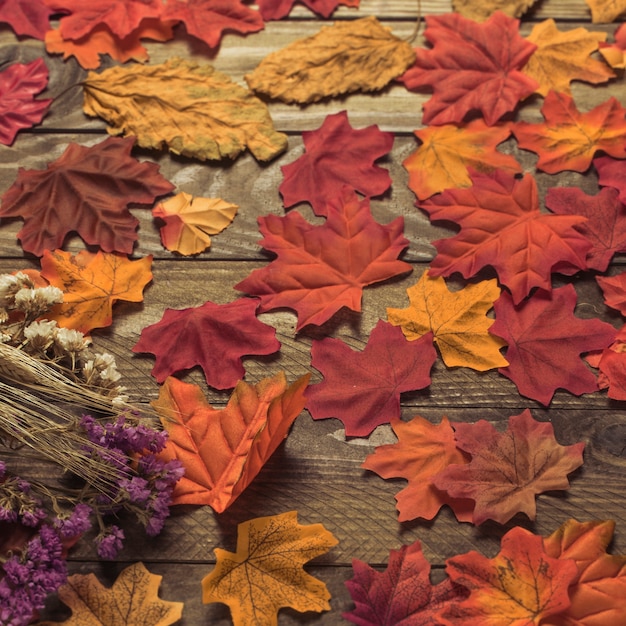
<box><xmin>452</xmin><ymin>0</ymin><xmax>538</xmax><ymax>21</ymax></box>
<box><xmin>152</xmin><ymin>191</ymin><xmax>238</xmax><ymax>255</ymax></box>
<box><xmin>38</xmin><ymin>562</ymin><xmax>183</xmax><ymax>626</ymax></box>
<box><xmin>202</xmin><ymin>511</ymin><xmax>338</xmax><ymax>626</ymax></box>
<box><xmin>584</xmin><ymin>0</ymin><xmax>626</xmax><ymax>22</ymax></box>
<box><xmin>40</xmin><ymin>249</ymin><xmax>153</xmax><ymax>334</ymax></box>
<box><xmin>403</xmin><ymin>119</ymin><xmax>522</xmax><ymax>200</ymax></box>
<box><xmin>523</xmin><ymin>19</ymin><xmax>614</xmax><ymax>96</ymax></box>
<box><xmin>83</xmin><ymin>57</ymin><xmax>287</xmax><ymax>162</ymax></box>
<box><xmin>387</xmin><ymin>273</ymin><xmax>508</xmax><ymax>371</ymax></box>
<box><xmin>245</xmin><ymin>16</ymin><xmax>415</xmax><ymax>104</ymax></box>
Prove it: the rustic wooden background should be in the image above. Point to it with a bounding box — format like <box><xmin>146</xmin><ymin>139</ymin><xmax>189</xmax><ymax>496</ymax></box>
<box><xmin>1</xmin><ymin>0</ymin><xmax>625</xmax><ymax>622</ymax></box>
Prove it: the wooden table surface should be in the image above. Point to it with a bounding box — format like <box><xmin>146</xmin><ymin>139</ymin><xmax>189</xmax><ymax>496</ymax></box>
<box><xmin>2</xmin><ymin>1</ymin><xmax>626</xmax><ymax>623</ymax></box>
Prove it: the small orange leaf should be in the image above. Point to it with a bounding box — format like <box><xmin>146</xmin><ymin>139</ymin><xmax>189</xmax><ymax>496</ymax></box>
<box><xmin>523</xmin><ymin>19</ymin><xmax>614</xmax><ymax>96</ymax></box>
<box><xmin>38</xmin><ymin>562</ymin><xmax>183</xmax><ymax>626</ymax></box>
<box><xmin>152</xmin><ymin>191</ymin><xmax>238</xmax><ymax>255</ymax></box>
<box><xmin>387</xmin><ymin>274</ymin><xmax>508</xmax><ymax>371</ymax></box>
<box><xmin>584</xmin><ymin>0</ymin><xmax>626</xmax><ymax>23</ymax></box>
<box><xmin>40</xmin><ymin>249</ymin><xmax>153</xmax><ymax>334</ymax></box>
<box><xmin>202</xmin><ymin>510</ymin><xmax>338</xmax><ymax>626</ymax></box>
<box><xmin>154</xmin><ymin>372</ymin><xmax>310</xmax><ymax>512</ymax></box>
<box><xmin>403</xmin><ymin>120</ymin><xmax>521</xmax><ymax>200</ymax></box>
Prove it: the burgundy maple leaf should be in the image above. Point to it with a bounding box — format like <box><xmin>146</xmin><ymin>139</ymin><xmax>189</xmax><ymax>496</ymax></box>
<box><xmin>0</xmin><ymin>0</ymin><xmax>54</xmax><ymax>39</ymax></box>
<box><xmin>256</xmin><ymin>0</ymin><xmax>359</xmax><ymax>20</ymax></box>
<box><xmin>133</xmin><ymin>297</ymin><xmax>281</xmax><ymax>389</ymax></box>
<box><xmin>279</xmin><ymin>110</ymin><xmax>394</xmax><ymax>216</ymax></box>
<box><xmin>595</xmin><ymin>155</ymin><xmax>626</xmax><ymax>205</ymax></box>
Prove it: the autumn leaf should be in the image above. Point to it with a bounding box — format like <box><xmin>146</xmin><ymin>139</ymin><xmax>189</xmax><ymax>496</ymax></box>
<box><xmin>45</xmin><ymin>19</ymin><xmax>175</xmax><ymax>70</ymax></box>
<box><xmin>161</xmin><ymin>0</ymin><xmax>264</xmax><ymax>48</ymax></box>
<box><xmin>234</xmin><ymin>188</ymin><xmax>412</xmax><ymax>331</ymax></box>
<box><xmin>546</xmin><ymin>186</ymin><xmax>626</xmax><ymax>272</ymax></box>
<box><xmin>245</xmin><ymin>17</ymin><xmax>415</xmax><ymax>104</ymax></box>
<box><xmin>451</xmin><ymin>0</ymin><xmax>538</xmax><ymax>21</ymax></box>
<box><xmin>344</xmin><ymin>540</ymin><xmax>468</xmax><ymax>626</ymax></box>
<box><xmin>489</xmin><ymin>284</ymin><xmax>617</xmax><ymax>405</ymax></box>
<box><xmin>0</xmin><ymin>58</ymin><xmax>51</xmax><ymax>146</ymax></box>
<box><xmin>83</xmin><ymin>57</ymin><xmax>288</xmax><ymax>162</ymax></box>
<box><xmin>48</xmin><ymin>0</ymin><xmax>163</xmax><ymax>40</ymax></box>
<box><xmin>432</xmin><ymin>410</ymin><xmax>585</xmax><ymax>525</ymax></box>
<box><xmin>0</xmin><ymin>0</ymin><xmax>54</xmax><ymax>39</ymax></box>
<box><xmin>0</xmin><ymin>136</ymin><xmax>174</xmax><ymax>256</ymax></box>
<box><xmin>598</xmin><ymin>272</ymin><xmax>626</xmax><ymax>316</ymax></box>
<box><xmin>152</xmin><ymin>191</ymin><xmax>238</xmax><ymax>255</ymax></box>
<box><xmin>40</xmin><ymin>250</ymin><xmax>153</xmax><ymax>334</ymax></box>
<box><xmin>543</xmin><ymin>519</ymin><xmax>626</xmax><ymax>625</ymax></box>
<box><xmin>305</xmin><ymin>321</ymin><xmax>437</xmax><ymax>437</ymax></box>
<box><xmin>595</xmin><ymin>155</ymin><xmax>626</xmax><ymax>204</ymax></box>
<box><xmin>387</xmin><ymin>274</ymin><xmax>508</xmax><ymax>371</ymax></box>
<box><xmin>512</xmin><ymin>91</ymin><xmax>626</xmax><ymax>173</ymax></box>
<box><xmin>154</xmin><ymin>373</ymin><xmax>309</xmax><ymax>511</ymax></box>
<box><xmin>420</xmin><ymin>169</ymin><xmax>591</xmax><ymax>305</ymax></box>
<box><xmin>38</xmin><ymin>562</ymin><xmax>183</xmax><ymax>626</ymax></box>
<box><xmin>584</xmin><ymin>0</ymin><xmax>626</xmax><ymax>22</ymax></box>
<box><xmin>202</xmin><ymin>511</ymin><xmax>338</xmax><ymax>625</ymax></box>
<box><xmin>588</xmin><ymin>325</ymin><xmax>626</xmax><ymax>400</ymax></box>
<box><xmin>599</xmin><ymin>23</ymin><xmax>626</xmax><ymax>68</ymax></box>
<box><xmin>400</xmin><ymin>12</ymin><xmax>538</xmax><ymax>126</ymax></box>
<box><xmin>523</xmin><ymin>20</ymin><xmax>614</xmax><ymax>96</ymax></box>
<box><xmin>402</xmin><ymin>120</ymin><xmax>521</xmax><ymax>200</ymax></box>
<box><xmin>279</xmin><ymin>110</ymin><xmax>394</xmax><ymax>216</ymax></box>
<box><xmin>362</xmin><ymin>415</ymin><xmax>474</xmax><ymax>523</ymax></box>
<box><xmin>256</xmin><ymin>0</ymin><xmax>359</xmax><ymax>19</ymax></box>
<box><xmin>439</xmin><ymin>526</ymin><xmax>579</xmax><ymax>625</ymax></box>
<box><xmin>133</xmin><ymin>298</ymin><xmax>280</xmax><ymax>389</ymax></box>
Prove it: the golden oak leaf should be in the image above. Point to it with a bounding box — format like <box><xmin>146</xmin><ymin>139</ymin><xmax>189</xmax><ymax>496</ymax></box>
<box><xmin>202</xmin><ymin>511</ymin><xmax>338</xmax><ymax>626</ymax></box>
<box><xmin>45</xmin><ymin>19</ymin><xmax>175</xmax><ymax>70</ymax></box>
<box><xmin>543</xmin><ymin>519</ymin><xmax>626</xmax><ymax>625</ymax></box>
<box><xmin>584</xmin><ymin>0</ymin><xmax>626</xmax><ymax>22</ymax></box>
<box><xmin>403</xmin><ymin>120</ymin><xmax>521</xmax><ymax>200</ymax></box>
<box><xmin>152</xmin><ymin>191</ymin><xmax>238</xmax><ymax>255</ymax></box>
<box><xmin>523</xmin><ymin>20</ymin><xmax>614</xmax><ymax>96</ymax></box>
<box><xmin>40</xmin><ymin>249</ymin><xmax>152</xmax><ymax>334</ymax></box>
<box><xmin>39</xmin><ymin>562</ymin><xmax>183</xmax><ymax>626</ymax></box>
<box><xmin>83</xmin><ymin>57</ymin><xmax>287</xmax><ymax>162</ymax></box>
<box><xmin>245</xmin><ymin>16</ymin><xmax>415</xmax><ymax>104</ymax></box>
<box><xmin>387</xmin><ymin>274</ymin><xmax>508</xmax><ymax>371</ymax></box>
<box><xmin>452</xmin><ymin>0</ymin><xmax>537</xmax><ymax>21</ymax></box>
<box><xmin>153</xmin><ymin>372</ymin><xmax>310</xmax><ymax>512</ymax></box>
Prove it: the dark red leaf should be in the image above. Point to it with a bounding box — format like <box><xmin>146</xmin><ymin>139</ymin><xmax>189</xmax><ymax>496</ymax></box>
<box><xmin>595</xmin><ymin>155</ymin><xmax>626</xmax><ymax>205</ymax></box>
<box><xmin>0</xmin><ymin>0</ymin><xmax>54</xmax><ymax>39</ymax></box>
<box><xmin>256</xmin><ymin>0</ymin><xmax>359</xmax><ymax>20</ymax></box>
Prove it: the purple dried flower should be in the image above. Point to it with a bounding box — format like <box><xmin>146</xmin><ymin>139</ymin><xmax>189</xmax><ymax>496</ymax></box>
<box><xmin>53</xmin><ymin>503</ymin><xmax>92</xmax><ymax>540</ymax></box>
<box><xmin>96</xmin><ymin>525</ymin><xmax>125</xmax><ymax>560</ymax></box>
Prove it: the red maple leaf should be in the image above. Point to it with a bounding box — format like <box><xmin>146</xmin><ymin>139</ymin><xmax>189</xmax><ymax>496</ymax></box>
<box><xmin>305</xmin><ymin>321</ymin><xmax>436</xmax><ymax>437</ymax></box>
<box><xmin>344</xmin><ymin>540</ymin><xmax>467</xmax><ymax>626</ymax></box>
<box><xmin>256</xmin><ymin>0</ymin><xmax>359</xmax><ymax>20</ymax></box>
<box><xmin>591</xmin><ymin>327</ymin><xmax>626</xmax><ymax>401</ymax></box>
<box><xmin>279</xmin><ymin>111</ymin><xmax>394</xmax><ymax>216</ymax></box>
<box><xmin>432</xmin><ymin>410</ymin><xmax>585</xmax><ymax>525</ymax></box>
<box><xmin>235</xmin><ymin>187</ymin><xmax>411</xmax><ymax>331</ymax></box>
<box><xmin>546</xmin><ymin>186</ymin><xmax>626</xmax><ymax>272</ymax></box>
<box><xmin>0</xmin><ymin>136</ymin><xmax>174</xmax><ymax>256</ymax></box>
<box><xmin>133</xmin><ymin>297</ymin><xmax>281</xmax><ymax>389</ymax></box>
<box><xmin>512</xmin><ymin>91</ymin><xmax>626</xmax><ymax>173</ymax></box>
<box><xmin>0</xmin><ymin>0</ymin><xmax>54</xmax><ymax>39</ymax></box>
<box><xmin>420</xmin><ymin>169</ymin><xmax>591</xmax><ymax>304</ymax></box>
<box><xmin>161</xmin><ymin>0</ymin><xmax>264</xmax><ymax>49</ymax></box>
<box><xmin>47</xmin><ymin>0</ymin><xmax>164</xmax><ymax>40</ymax></box>
<box><xmin>0</xmin><ymin>58</ymin><xmax>51</xmax><ymax>146</ymax></box>
<box><xmin>595</xmin><ymin>155</ymin><xmax>626</xmax><ymax>204</ymax></box>
<box><xmin>400</xmin><ymin>12</ymin><xmax>538</xmax><ymax>126</ymax></box>
<box><xmin>489</xmin><ymin>284</ymin><xmax>617</xmax><ymax>405</ymax></box>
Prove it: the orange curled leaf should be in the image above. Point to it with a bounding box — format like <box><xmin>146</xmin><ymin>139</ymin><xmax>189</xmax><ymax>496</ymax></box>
<box><xmin>202</xmin><ymin>511</ymin><xmax>338</xmax><ymax>626</ymax></box>
<box><xmin>40</xmin><ymin>249</ymin><xmax>153</xmax><ymax>334</ymax></box>
<box><xmin>154</xmin><ymin>372</ymin><xmax>310</xmax><ymax>512</ymax></box>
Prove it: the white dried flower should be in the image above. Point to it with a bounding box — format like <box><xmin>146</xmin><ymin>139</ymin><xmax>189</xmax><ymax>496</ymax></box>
<box><xmin>14</xmin><ymin>286</ymin><xmax>63</xmax><ymax>317</ymax></box>
<box><xmin>23</xmin><ymin>320</ymin><xmax>58</xmax><ymax>350</ymax></box>
<box><xmin>53</xmin><ymin>327</ymin><xmax>88</xmax><ymax>354</ymax></box>
<box><xmin>0</xmin><ymin>331</ymin><xmax>11</xmax><ymax>343</ymax></box>
<box><xmin>0</xmin><ymin>272</ymin><xmax>32</xmax><ymax>307</ymax></box>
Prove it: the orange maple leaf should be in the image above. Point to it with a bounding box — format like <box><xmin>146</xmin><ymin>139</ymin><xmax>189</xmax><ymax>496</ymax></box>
<box><xmin>40</xmin><ymin>249</ymin><xmax>153</xmax><ymax>334</ymax></box>
<box><xmin>440</xmin><ymin>526</ymin><xmax>579</xmax><ymax>625</ymax></box>
<box><xmin>513</xmin><ymin>91</ymin><xmax>626</xmax><ymax>173</ymax></box>
<box><xmin>542</xmin><ymin>519</ymin><xmax>626</xmax><ymax>625</ymax></box>
<box><xmin>403</xmin><ymin>120</ymin><xmax>521</xmax><ymax>200</ymax></box>
<box><xmin>153</xmin><ymin>372</ymin><xmax>310</xmax><ymax>512</ymax></box>
<box><xmin>523</xmin><ymin>19</ymin><xmax>614</xmax><ymax>96</ymax></box>
<box><xmin>38</xmin><ymin>562</ymin><xmax>183</xmax><ymax>626</ymax></box>
<box><xmin>362</xmin><ymin>415</ymin><xmax>474</xmax><ymax>523</ymax></box>
<box><xmin>387</xmin><ymin>274</ymin><xmax>508</xmax><ymax>371</ymax></box>
<box><xmin>202</xmin><ymin>511</ymin><xmax>338</xmax><ymax>626</ymax></box>
<box><xmin>584</xmin><ymin>0</ymin><xmax>626</xmax><ymax>22</ymax></box>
